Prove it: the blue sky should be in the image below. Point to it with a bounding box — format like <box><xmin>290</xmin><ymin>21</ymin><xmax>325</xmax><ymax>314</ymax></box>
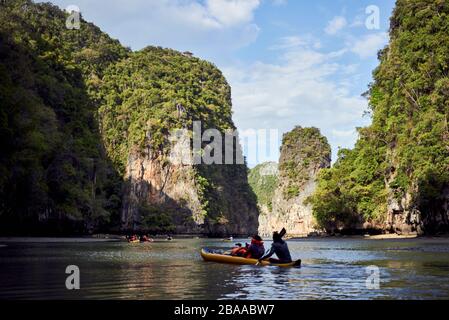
<box><xmin>42</xmin><ymin>0</ymin><xmax>396</xmax><ymax>166</ymax></box>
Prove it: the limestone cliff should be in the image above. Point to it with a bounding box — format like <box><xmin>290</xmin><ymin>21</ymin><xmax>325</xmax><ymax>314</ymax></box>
<box><xmin>0</xmin><ymin>0</ymin><xmax>128</xmax><ymax>235</ymax></box>
<box><xmin>383</xmin><ymin>161</ymin><xmax>449</xmax><ymax>235</ymax></box>
<box><xmin>251</xmin><ymin>127</ymin><xmax>331</xmax><ymax>237</ymax></box>
<box><xmin>307</xmin><ymin>0</ymin><xmax>449</xmax><ymax>236</ymax></box>
<box><xmin>122</xmin><ymin>147</ymin><xmax>260</xmax><ymax>236</ymax></box>
<box><xmin>122</xmin><ymin>149</ymin><xmax>204</xmax><ymax>234</ymax></box>
<box><xmin>99</xmin><ymin>47</ymin><xmax>259</xmax><ymax>235</ymax></box>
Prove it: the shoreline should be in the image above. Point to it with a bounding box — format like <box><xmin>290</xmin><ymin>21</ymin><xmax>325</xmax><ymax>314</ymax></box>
<box><xmin>290</xmin><ymin>233</ymin><xmax>449</xmax><ymax>240</ymax></box>
<box><xmin>0</xmin><ymin>237</ymin><xmax>122</xmax><ymax>243</ymax></box>
<box><xmin>1</xmin><ymin>233</ymin><xmax>449</xmax><ymax>243</ymax></box>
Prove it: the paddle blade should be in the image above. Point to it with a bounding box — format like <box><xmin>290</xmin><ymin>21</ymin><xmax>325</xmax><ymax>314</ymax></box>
<box><xmin>279</xmin><ymin>228</ymin><xmax>287</xmax><ymax>238</ymax></box>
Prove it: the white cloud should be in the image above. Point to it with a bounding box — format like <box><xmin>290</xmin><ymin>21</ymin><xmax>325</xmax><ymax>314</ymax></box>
<box><xmin>40</xmin><ymin>0</ymin><xmax>262</xmax><ymax>55</ymax></box>
<box><xmin>325</xmin><ymin>16</ymin><xmax>347</xmax><ymax>35</ymax></box>
<box><xmin>349</xmin><ymin>32</ymin><xmax>388</xmax><ymax>58</ymax></box>
<box><xmin>206</xmin><ymin>0</ymin><xmax>260</xmax><ymax>27</ymax></box>
<box><xmin>224</xmin><ymin>38</ymin><xmax>370</xmax><ymax>165</ymax></box>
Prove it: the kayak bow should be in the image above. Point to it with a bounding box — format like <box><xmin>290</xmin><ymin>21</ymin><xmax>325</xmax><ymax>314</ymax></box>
<box><xmin>200</xmin><ymin>248</ymin><xmax>301</xmax><ymax>268</ymax></box>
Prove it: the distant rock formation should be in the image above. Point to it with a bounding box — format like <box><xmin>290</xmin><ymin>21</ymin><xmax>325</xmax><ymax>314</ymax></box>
<box><xmin>251</xmin><ymin>127</ymin><xmax>331</xmax><ymax>237</ymax></box>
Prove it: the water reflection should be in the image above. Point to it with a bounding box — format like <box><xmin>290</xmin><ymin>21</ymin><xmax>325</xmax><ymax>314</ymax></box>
<box><xmin>223</xmin><ymin>266</ymin><xmax>295</xmax><ymax>300</ymax></box>
<box><xmin>0</xmin><ymin>238</ymin><xmax>449</xmax><ymax>300</ymax></box>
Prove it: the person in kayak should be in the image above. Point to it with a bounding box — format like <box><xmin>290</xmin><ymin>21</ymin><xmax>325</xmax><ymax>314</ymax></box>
<box><xmin>230</xmin><ymin>243</ymin><xmax>247</xmax><ymax>257</ymax></box>
<box><xmin>245</xmin><ymin>235</ymin><xmax>265</xmax><ymax>259</ymax></box>
<box><xmin>259</xmin><ymin>228</ymin><xmax>292</xmax><ymax>264</ymax></box>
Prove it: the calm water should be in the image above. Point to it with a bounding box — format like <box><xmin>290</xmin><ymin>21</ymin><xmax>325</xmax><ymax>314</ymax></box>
<box><xmin>1</xmin><ymin>237</ymin><xmax>449</xmax><ymax>300</ymax></box>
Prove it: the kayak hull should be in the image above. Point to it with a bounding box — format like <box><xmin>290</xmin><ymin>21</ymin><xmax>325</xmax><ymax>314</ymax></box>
<box><xmin>200</xmin><ymin>248</ymin><xmax>301</xmax><ymax>268</ymax></box>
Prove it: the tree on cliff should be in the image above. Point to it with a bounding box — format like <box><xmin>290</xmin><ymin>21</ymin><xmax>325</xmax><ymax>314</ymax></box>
<box><xmin>308</xmin><ymin>0</ymin><xmax>449</xmax><ymax>234</ymax></box>
<box><xmin>0</xmin><ymin>0</ymin><xmax>127</xmax><ymax>234</ymax></box>
<box><xmin>279</xmin><ymin>127</ymin><xmax>331</xmax><ymax>200</ymax></box>
<box><xmin>248</xmin><ymin>162</ymin><xmax>279</xmax><ymax>211</ymax></box>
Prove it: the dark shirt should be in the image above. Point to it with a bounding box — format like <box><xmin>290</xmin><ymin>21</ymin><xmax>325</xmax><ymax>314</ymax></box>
<box><xmin>247</xmin><ymin>242</ymin><xmax>265</xmax><ymax>259</ymax></box>
<box><xmin>261</xmin><ymin>241</ymin><xmax>292</xmax><ymax>262</ymax></box>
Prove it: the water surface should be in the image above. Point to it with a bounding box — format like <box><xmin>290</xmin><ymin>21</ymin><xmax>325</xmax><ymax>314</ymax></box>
<box><xmin>1</xmin><ymin>237</ymin><xmax>448</xmax><ymax>300</ymax></box>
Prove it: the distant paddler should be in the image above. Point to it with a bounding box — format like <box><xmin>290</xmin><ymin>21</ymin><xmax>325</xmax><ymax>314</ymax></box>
<box><xmin>127</xmin><ymin>234</ymin><xmax>140</xmax><ymax>243</ymax></box>
<box><xmin>140</xmin><ymin>235</ymin><xmax>154</xmax><ymax>243</ymax></box>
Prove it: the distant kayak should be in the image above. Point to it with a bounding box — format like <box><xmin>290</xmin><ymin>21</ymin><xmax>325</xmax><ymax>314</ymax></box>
<box><xmin>128</xmin><ymin>239</ymin><xmax>140</xmax><ymax>244</ymax></box>
<box><xmin>200</xmin><ymin>248</ymin><xmax>301</xmax><ymax>268</ymax></box>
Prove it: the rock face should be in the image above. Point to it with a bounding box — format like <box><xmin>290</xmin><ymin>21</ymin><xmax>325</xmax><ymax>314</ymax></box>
<box><xmin>99</xmin><ymin>47</ymin><xmax>260</xmax><ymax>236</ymax></box>
<box><xmin>384</xmin><ymin>173</ymin><xmax>449</xmax><ymax>235</ymax></box>
<box><xmin>122</xmin><ymin>150</ymin><xmax>204</xmax><ymax>233</ymax></box>
<box><xmin>122</xmin><ymin>147</ymin><xmax>260</xmax><ymax>236</ymax></box>
<box><xmin>252</xmin><ymin>127</ymin><xmax>331</xmax><ymax>237</ymax></box>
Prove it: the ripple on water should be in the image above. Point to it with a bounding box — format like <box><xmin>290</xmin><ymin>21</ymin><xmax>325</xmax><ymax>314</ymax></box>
<box><xmin>1</xmin><ymin>238</ymin><xmax>449</xmax><ymax>299</ymax></box>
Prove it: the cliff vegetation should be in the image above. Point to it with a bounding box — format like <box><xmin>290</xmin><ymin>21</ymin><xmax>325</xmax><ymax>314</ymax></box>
<box><xmin>308</xmin><ymin>0</ymin><xmax>449</xmax><ymax>234</ymax></box>
<box><xmin>0</xmin><ymin>0</ymin><xmax>258</xmax><ymax>235</ymax></box>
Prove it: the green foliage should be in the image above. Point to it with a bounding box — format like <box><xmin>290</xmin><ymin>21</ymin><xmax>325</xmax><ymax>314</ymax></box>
<box><xmin>0</xmin><ymin>0</ymin><xmax>127</xmax><ymax>234</ymax></box>
<box><xmin>0</xmin><ymin>0</ymin><xmax>259</xmax><ymax>235</ymax></box>
<box><xmin>195</xmin><ymin>161</ymin><xmax>258</xmax><ymax>228</ymax></box>
<box><xmin>97</xmin><ymin>46</ymin><xmax>233</xmax><ymax>174</ymax></box>
<box><xmin>307</xmin><ymin>146</ymin><xmax>387</xmax><ymax>231</ymax></box>
<box><xmin>310</xmin><ymin>0</ymin><xmax>449</xmax><ymax>232</ymax></box>
<box><xmin>98</xmin><ymin>45</ymin><xmax>257</xmax><ymax>229</ymax></box>
<box><xmin>139</xmin><ymin>204</ymin><xmax>176</xmax><ymax>233</ymax></box>
<box><xmin>285</xmin><ymin>185</ymin><xmax>300</xmax><ymax>199</ymax></box>
<box><xmin>248</xmin><ymin>163</ymin><xmax>279</xmax><ymax>210</ymax></box>
<box><xmin>279</xmin><ymin>127</ymin><xmax>331</xmax><ymax>200</ymax></box>
<box><xmin>195</xmin><ymin>174</ymin><xmax>211</xmax><ymax>217</ymax></box>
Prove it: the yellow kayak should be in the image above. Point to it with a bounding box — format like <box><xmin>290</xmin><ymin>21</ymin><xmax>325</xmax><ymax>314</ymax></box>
<box><xmin>200</xmin><ymin>248</ymin><xmax>301</xmax><ymax>268</ymax></box>
<box><xmin>128</xmin><ymin>239</ymin><xmax>140</xmax><ymax>243</ymax></box>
